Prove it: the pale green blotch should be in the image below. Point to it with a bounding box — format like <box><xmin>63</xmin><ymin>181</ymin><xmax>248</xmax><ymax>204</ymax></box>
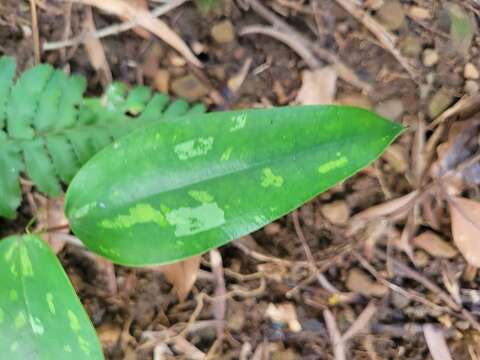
<box><xmin>318</xmin><ymin>156</ymin><xmax>348</xmax><ymax>174</ymax></box>
<box><xmin>174</xmin><ymin>136</ymin><xmax>214</xmax><ymax>160</ymax></box>
<box><xmin>221</xmin><ymin>146</ymin><xmax>233</xmax><ymax>161</ymax></box>
<box><xmin>101</xmin><ymin>203</ymin><xmax>168</xmax><ymax>229</ymax></box>
<box><xmin>78</xmin><ymin>336</ymin><xmax>91</xmax><ymax>355</ymax></box>
<box><xmin>46</xmin><ymin>293</ymin><xmax>55</xmax><ymax>315</ymax></box>
<box><xmin>71</xmin><ymin>202</ymin><xmax>97</xmax><ymax>220</ymax></box>
<box><xmin>29</xmin><ymin>315</ymin><xmax>44</xmax><ymax>335</ymax></box>
<box><xmin>10</xmin><ymin>342</ymin><xmax>18</xmax><ymax>352</ymax></box>
<box><xmin>67</xmin><ymin>310</ymin><xmax>81</xmax><ymax>332</ymax></box>
<box><xmin>15</xmin><ymin>311</ymin><xmax>27</xmax><ymax>329</ymax></box>
<box><xmin>99</xmin><ymin>245</ymin><xmax>120</xmax><ymax>257</ymax></box>
<box><xmin>4</xmin><ymin>241</ymin><xmax>18</xmax><ymax>262</ymax></box>
<box><xmin>19</xmin><ymin>246</ymin><xmax>33</xmax><ymax>277</ymax></box>
<box><xmin>230</xmin><ymin>114</ymin><xmax>247</xmax><ymax>132</ymax></box>
<box><xmin>9</xmin><ymin>289</ymin><xmax>18</xmax><ymax>301</ymax></box>
<box><xmin>189</xmin><ymin>190</ymin><xmax>214</xmax><ymax>203</ymax></box>
<box><xmin>254</xmin><ymin>215</ymin><xmax>266</xmax><ymax>224</ymax></box>
<box><xmin>10</xmin><ymin>263</ymin><xmax>18</xmax><ymax>277</ymax></box>
<box><xmin>261</xmin><ymin>168</ymin><xmax>284</xmax><ymax>188</ymax></box>
<box><xmin>166</xmin><ymin>203</ymin><xmax>225</xmax><ymax>237</ymax></box>
<box><xmin>64</xmin><ymin>345</ymin><xmax>72</xmax><ymax>353</ymax></box>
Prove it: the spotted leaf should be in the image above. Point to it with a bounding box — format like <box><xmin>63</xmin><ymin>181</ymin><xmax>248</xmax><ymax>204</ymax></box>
<box><xmin>65</xmin><ymin>106</ymin><xmax>403</xmax><ymax>266</ymax></box>
<box><xmin>0</xmin><ymin>235</ymin><xmax>103</xmax><ymax>359</ymax></box>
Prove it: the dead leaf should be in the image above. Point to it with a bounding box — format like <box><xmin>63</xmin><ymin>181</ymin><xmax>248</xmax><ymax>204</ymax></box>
<box><xmin>413</xmin><ymin>231</ymin><xmax>458</xmax><ymax>258</ymax></box>
<box><xmin>431</xmin><ymin>118</ymin><xmax>480</xmax><ymax>192</ymax></box>
<box><xmin>449</xmin><ymin>196</ymin><xmax>480</xmax><ymax>267</ymax></box>
<box><xmin>83</xmin><ymin>6</ymin><xmax>112</xmax><ymax>85</ymax></box>
<box><xmin>156</xmin><ymin>255</ymin><xmax>201</xmax><ymax>301</ymax></box>
<box><xmin>34</xmin><ymin>195</ymin><xmax>68</xmax><ymax>254</ymax></box>
<box><xmin>74</xmin><ymin>0</ymin><xmax>201</xmax><ymax>67</ymax></box>
<box><xmin>346</xmin><ymin>268</ymin><xmax>388</xmax><ymax>297</ymax></box>
<box><xmin>266</xmin><ymin>303</ymin><xmax>301</xmax><ymax>332</ymax></box>
<box><xmin>423</xmin><ymin>324</ymin><xmax>453</xmax><ymax>360</ymax></box>
<box><xmin>295</xmin><ymin>67</ymin><xmax>337</xmax><ymax>105</ymax></box>
<box><xmin>420</xmin><ymin>193</ymin><xmax>442</xmax><ymax>231</ymax></box>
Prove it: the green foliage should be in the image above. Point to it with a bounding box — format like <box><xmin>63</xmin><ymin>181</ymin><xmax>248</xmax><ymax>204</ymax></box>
<box><xmin>195</xmin><ymin>0</ymin><xmax>223</xmax><ymax>13</ymax></box>
<box><xmin>65</xmin><ymin>106</ymin><xmax>404</xmax><ymax>266</ymax></box>
<box><xmin>0</xmin><ymin>234</ymin><xmax>103</xmax><ymax>359</ymax></box>
<box><xmin>0</xmin><ymin>56</ymin><xmax>206</xmax><ymax>219</ymax></box>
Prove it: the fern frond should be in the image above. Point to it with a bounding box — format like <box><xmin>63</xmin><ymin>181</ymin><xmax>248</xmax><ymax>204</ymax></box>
<box><xmin>0</xmin><ymin>56</ymin><xmax>206</xmax><ymax>219</ymax></box>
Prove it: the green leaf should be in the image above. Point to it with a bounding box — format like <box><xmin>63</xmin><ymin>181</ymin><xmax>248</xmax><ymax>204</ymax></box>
<box><xmin>65</xmin><ymin>106</ymin><xmax>404</xmax><ymax>266</ymax></box>
<box><xmin>0</xmin><ymin>235</ymin><xmax>103</xmax><ymax>359</ymax></box>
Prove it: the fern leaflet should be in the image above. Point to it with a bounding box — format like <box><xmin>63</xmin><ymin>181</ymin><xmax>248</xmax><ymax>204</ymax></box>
<box><xmin>0</xmin><ymin>56</ymin><xmax>206</xmax><ymax>219</ymax></box>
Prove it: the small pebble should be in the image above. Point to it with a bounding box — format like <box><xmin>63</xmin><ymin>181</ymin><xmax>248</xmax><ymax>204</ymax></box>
<box><xmin>374</xmin><ymin>98</ymin><xmax>404</xmax><ymax>120</ymax></box>
<box><xmin>376</xmin><ymin>0</ymin><xmax>405</xmax><ymax>31</ymax></box>
<box><xmin>400</xmin><ymin>35</ymin><xmax>422</xmax><ymax>57</ymax></box>
<box><xmin>211</xmin><ymin>20</ymin><xmax>235</xmax><ymax>44</ymax></box>
<box><xmin>391</xmin><ymin>292</ymin><xmax>410</xmax><ymax>309</ymax></box>
<box><xmin>171</xmin><ymin>74</ymin><xmax>209</xmax><ymax>101</ymax></box>
<box><xmin>321</xmin><ymin>200</ymin><xmax>350</xmax><ymax>225</ymax></box>
<box><xmin>464</xmin><ymin>62</ymin><xmax>479</xmax><ymax>79</ymax></box>
<box><xmin>365</xmin><ymin>0</ymin><xmax>384</xmax><ymax>10</ymax></box>
<box><xmin>422</xmin><ymin>49</ymin><xmax>439</xmax><ymax>67</ymax></box>
<box><xmin>428</xmin><ymin>87</ymin><xmax>454</xmax><ymax>118</ymax></box>
<box><xmin>407</xmin><ymin>6</ymin><xmax>431</xmax><ymax>21</ymax></box>
<box><xmin>465</xmin><ymin>80</ymin><xmax>479</xmax><ymax>94</ymax></box>
<box><xmin>264</xmin><ymin>222</ymin><xmax>281</xmax><ymax>236</ymax></box>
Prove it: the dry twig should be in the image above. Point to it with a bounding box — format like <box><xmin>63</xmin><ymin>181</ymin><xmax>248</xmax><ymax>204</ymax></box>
<box><xmin>29</xmin><ymin>0</ymin><xmax>41</xmax><ymax>64</ymax></box>
<box><xmin>324</xmin><ymin>309</ymin><xmax>347</xmax><ymax>360</ymax></box>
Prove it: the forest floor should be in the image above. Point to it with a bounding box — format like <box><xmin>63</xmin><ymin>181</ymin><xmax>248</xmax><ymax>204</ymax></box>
<box><xmin>2</xmin><ymin>0</ymin><xmax>480</xmax><ymax>359</ymax></box>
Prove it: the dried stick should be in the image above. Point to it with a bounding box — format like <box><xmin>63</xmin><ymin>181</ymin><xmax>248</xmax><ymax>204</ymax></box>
<box><xmin>30</xmin><ymin>0</ymin><xmax>41</xmax><ymax>64</ymax></box>
<box><xmin>324</xmin><ymin>309</ymin><xmax>347</xmax><ymax>360</ymax></box>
